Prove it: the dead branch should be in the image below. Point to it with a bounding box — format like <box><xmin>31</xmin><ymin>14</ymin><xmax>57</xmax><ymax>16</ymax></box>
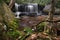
<box><xmin>9</xmin><ymin>0</ymin><xmax>15</xmax><ymax>9</ymax></box>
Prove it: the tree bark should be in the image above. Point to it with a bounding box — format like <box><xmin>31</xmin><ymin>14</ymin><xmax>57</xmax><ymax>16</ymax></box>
<box><xmin>9</xmin><ymin>0</ymin><xmax>15</xmax><ymax>9</ymax></box>
<box><xmin>49</xmin><ymin>0</ymin><xmax>56</xmax><ymax>36</ymax></box>
<box><xmin>49</xmin><ymin>0</ymin><xmax>55</xmax><ymax>20</ymax></box>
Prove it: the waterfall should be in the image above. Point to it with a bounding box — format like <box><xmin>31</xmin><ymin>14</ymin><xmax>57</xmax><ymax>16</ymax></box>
<box><xmin>14</xmin><ymin>3</ymin><xmax>44</xmax><ymax>18</ymax></box>
<box><xmin>15</xmin><ymin>12</ymin><xmax>21</xmax><ymax>18</ymax></box>
<box><xmin>33</xmin><ymin>3</ymin><xmax>39</xmax><ymax>15</ymax></box>
<box><xmin>15</xmin><ymin>3</ymin><xmax>19</xmax><ymax>11</ymax></box>
<box><xmin>37</xmin><ymin>11</ymin><xmax>42</xmax><ymax>16</ymax></box>
<box><xmin>15</xmin><ymin>3</ymin><xmax>21</xmax><ymax>18</ymax></box>
<box><xmin>27</xmin><ymin>5</ymin><xmax>34</xmax><ymax>12</ymax></box>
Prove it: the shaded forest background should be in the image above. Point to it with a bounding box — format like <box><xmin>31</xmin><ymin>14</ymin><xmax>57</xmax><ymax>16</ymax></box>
<box><xmin>15</xmin><ymin>0</ymin><xmax>60</xmax><ymax>8</ymax></box>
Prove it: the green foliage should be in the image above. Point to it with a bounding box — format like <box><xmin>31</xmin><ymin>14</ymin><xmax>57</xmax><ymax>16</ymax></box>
<box><xmin>56</xmin><ymin>0</ymin><xmax>60</xmax><ymax>8</ymax></box>
<box><xmin>0</xmin><ymin>0</ymin><xmax>2</xmax><ymax>3</ymax></box>
<box><xmin>7</xmin><ymin>27</ymin><xmax>33</xmax><ymax>40</ymax></box>
<box><xmin>7</xmin><ymin>30</ymin><xmax>20</xmax><ymax>40</ymax></box>
<box><xmin>37</xmin><ymin>22</ymin><xmax>45</xmax><ymax>32</ymax></box>
<box><xmin>15</xmin><ymin>0</ymin><xmax>51</xmax><ymax>5</ymax></box>
<box><xmin>19</xmin><ymin>27</ymin><xmax>33</xmax><ymax>40</ymax></box>
<box><xmin>10</xmin><ymin>19</ymin><xmax>18</xmax><ymax>28</ymax></box>
<box><xmin>37</xmin><ymin>0</ymin><xmax>51</xmax><ymax>5</ymax></box>
<box><xmin>24</xmin><ymin>27</ymin><xmax>33</xmax><ymax>34</ymax></box>
<box><xmin>15</xmin><ymin>0</ymin><xmax>24</xmax><ymax>4</ymax></box>
<box><xmin>5</xmin><ymin>0</ymin><xmax>10</xmax><ymax>3</ymax></box>
<box><xmin>0</xmin><ymin>0</ymin><xmax>10</xmax><ymax>4</ymax></box>
<box><xmin>15</xmin><ymin>0</ymin><xmax>60</xmax><ymax>8</ymax></box>
<box><xmin>6</xmin><ymin>19</ymin><xmax>19</xmax><ymax>31</ymax></box>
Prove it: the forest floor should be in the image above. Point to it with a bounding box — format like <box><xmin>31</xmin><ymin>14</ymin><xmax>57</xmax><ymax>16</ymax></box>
<box><xmin>18</xmin><ymin>15</ymin><xmax>60</xmax><ymax>40</ymax></box>
<box><xmin>19</xmin><ymin>15</ymin><xmax>60</xmax><ymax>28</ymax></box>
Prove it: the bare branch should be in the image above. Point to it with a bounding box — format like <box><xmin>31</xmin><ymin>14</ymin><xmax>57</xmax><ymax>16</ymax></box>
<box><xmin>9</xmin><ymin>0</ymin><xmax>15</xmax><ymax>9</ymax></box>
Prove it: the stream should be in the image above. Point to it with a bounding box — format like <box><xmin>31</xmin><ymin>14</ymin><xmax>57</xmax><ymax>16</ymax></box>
<box><xmin>13</xmin><ymin>3</ymin><xmax>60</xmax><ymax>30</ymax></box>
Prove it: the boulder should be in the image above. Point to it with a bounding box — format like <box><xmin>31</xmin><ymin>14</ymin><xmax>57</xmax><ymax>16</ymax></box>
<box><xmin>43</xmin><ymin>4</ymin><xmax>60</xmax><ymax>14</ymax></box>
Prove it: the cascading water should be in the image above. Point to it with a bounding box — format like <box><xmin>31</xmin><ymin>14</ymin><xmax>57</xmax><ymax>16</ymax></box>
<box><xmin>15</xmin><ymin>3</ymin><xmax>19</xmax><ymax>11</ymax></box>
<box><xmin>26</xmin><ymin>5</ymin><xmax>34</xmax><ymax>13</ymax></box>
<box><xmin>32</xmin><ymin>3</ymin><xmax>39</xmax><ymax>15</ymax></box>
<box><xmin>15</xmin><ymin>12</ymin><xmax>21</xmax><ymax>18</ymax></box>
<box><xmin>14</xmin><ymin>3</ymin><xmax>46</xmax><ymax>29</ymax></box>
<box><xmin>15</xmin><ymin>3</ymin><xmax>21</xmax><ymax>18</ymax></box>
<box><xmin>25</xmin><ymin>3</ymin><xmax>42</xmax><ymax>16</ymax></box>
<box><xmin>14</xmin><ymin>3</ymin><xmax>44</xmax><ymax>18</ymax></box>
<box><xmin>38</xmin><ymin>11</ymin><xmax>42</xmax><ymax>15</ymax></box>
<box><xmin>33</xmin><ymin>3</ymin><xmax>42</xmax><ymax>16</ymax></box>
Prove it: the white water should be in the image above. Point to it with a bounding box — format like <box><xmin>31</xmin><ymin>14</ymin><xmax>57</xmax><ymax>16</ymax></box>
<box><xmin>14</xmin><ymin>3</ymin><xmax>42</xmax><ymax>18</ymax></box>
<box><xmin>37</xmin><ymin>11</ymin><xmax>42</xmax><ymax>15</ymax></box>
<box><xmin>15</xmin><ymin>3</ymin><xmax>19</xmax><ymax>11</ymax></box>
<box><xmin>27</xmin><ymin>5</ymin><xmax>34</xmax><ymax>12</ymax></box>
<box><xmin>15</xmin><ymin>12</ymin><xmax>21</xmax><ymax>18</ymax></box>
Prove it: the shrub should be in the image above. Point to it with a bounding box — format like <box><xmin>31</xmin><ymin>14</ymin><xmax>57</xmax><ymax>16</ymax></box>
<box><xmin>37</xmin><ymin>22</ymin><xmax>45</xmax><ymax>32</ymax></box>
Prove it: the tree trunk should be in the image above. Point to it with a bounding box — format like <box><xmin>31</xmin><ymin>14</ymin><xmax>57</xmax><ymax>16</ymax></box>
<box><xmin>49</xmin><ymin>0</ymin><xmax>55</xmax><ymax>20</ymax></box>
<box><xmin>49</xmin><ymin>0</ymin><xmax>56</xmax><ymax>35</ymax></box>
<box><xmin>44</xmin><ymin>0</ymin><xmax>56</xmax><ymax>33</ymax></box>
<box><xmin>9</xmin><ymin>0</ymin><xmax>15</xmax><ymax>9</ymax></box>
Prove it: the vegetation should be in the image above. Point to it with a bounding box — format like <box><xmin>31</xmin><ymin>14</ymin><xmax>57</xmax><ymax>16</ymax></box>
<box><xmin>15</xmin><ymin>0</ymin><xmax>51</xmax><ymax>5</ymax></box>
<box><xmin>0</xmin><ymin>0</ymin><xmax>60</xmax><ymax>40</ymax></box>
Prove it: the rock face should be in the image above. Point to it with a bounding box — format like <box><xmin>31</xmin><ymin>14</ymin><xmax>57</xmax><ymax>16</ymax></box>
<box><xmin>43</xmin><ymin>5</ymin><xmax>51</xmax><ymax>12</ymax></box>
<box><xmin>43</xmin><ymin>4</ymin><xmax>60</xmax><ymax>14</ymax></box>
